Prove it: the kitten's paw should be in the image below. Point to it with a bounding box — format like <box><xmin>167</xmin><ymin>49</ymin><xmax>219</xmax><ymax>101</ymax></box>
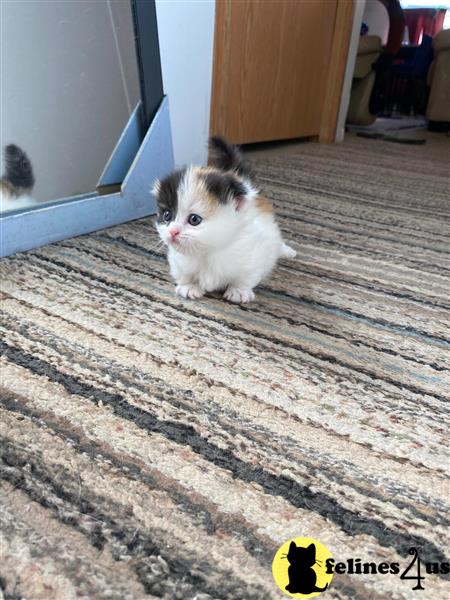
<box><xmin>224</xmin><ymin>287</ymin><xmax>255</xmax><ymax>304</ymax></box>
<box><xmin>281</xmin><ymin>243</ymin><xmax>296</xmax><ymax>258</ymax></box>
<box><xmin>176</xmin><ymin>284</ymin><xmax>204</xmax><ymax>300</ymax></box>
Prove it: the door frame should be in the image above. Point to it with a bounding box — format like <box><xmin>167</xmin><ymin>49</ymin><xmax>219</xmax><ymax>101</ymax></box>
<box><xmin>333</xmin><ymin>0</ymin><xmax>367</xmax><ymax>142</ymax></box>
<box><xmin>319</xmin><ymin>0</ymin><xmax>356</xmax><ymax>142</ymax></box>
<box><xmin>1</xmin><ymin>0</ymin><xmax>173</xmax><ymax>258</ymax></box>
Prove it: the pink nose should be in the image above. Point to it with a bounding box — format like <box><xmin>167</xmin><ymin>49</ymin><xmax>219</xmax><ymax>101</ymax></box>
<box><xmin>169</xmin><ymin>228</ymin><xmax>180</xmax><ymax>241</ymax></box>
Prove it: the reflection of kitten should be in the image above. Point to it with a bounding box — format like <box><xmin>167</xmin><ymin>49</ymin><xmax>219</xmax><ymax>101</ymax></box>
<box><xmin>152</xmin><ymin>137</ymin><xmax>296</xmax><ymax>303</ymax></box>
<box><xmin>286</xmin><ymin>542</ymin><xmax>328</xmax><ymax>595</ymax></box>
<box><xmin>0</xmin><ymin>144</ymin><xmax>37</xmax><ymax>212</ymax></box>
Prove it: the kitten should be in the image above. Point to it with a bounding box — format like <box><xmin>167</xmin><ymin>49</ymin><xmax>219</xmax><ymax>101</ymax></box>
<box><xmin>152</xmin><ymin>136</ymin><xmax>296</xmax><ymax>303</ymax></box>
<box><xmin>0</xmin><ymin>144</ymin><xmax>37</xmax><ymax>213</ymax></box>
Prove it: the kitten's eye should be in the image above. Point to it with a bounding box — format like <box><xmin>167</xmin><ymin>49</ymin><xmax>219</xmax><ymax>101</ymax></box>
<box><xmin>162</xmin><ymin>210</ymin><xmax>172</xmax><ymax>222</ymax></box>
<box><xmin>188</xmin><ymin>213</ymin><xmax>202</xmax><ymax>226</ymax></box>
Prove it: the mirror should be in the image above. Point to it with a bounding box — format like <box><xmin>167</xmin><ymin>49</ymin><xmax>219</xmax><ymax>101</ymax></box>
<box><xmin>1</xmin><ymin>0</ymin><xmax>140</xmax><ymax>214</ymax></box>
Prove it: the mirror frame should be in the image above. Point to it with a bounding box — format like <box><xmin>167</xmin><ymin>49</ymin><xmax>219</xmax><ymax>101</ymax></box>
<box><xmin>0</xmin><ymin>0</ymin><xmax>174</xmax><ymax>258</ymax></box>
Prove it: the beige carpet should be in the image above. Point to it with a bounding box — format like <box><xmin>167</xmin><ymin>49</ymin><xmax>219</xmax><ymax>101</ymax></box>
<box><xmin>1</xmin><ymin>133</ymin><xmax>449</xmax><ymax>599</ymax></box>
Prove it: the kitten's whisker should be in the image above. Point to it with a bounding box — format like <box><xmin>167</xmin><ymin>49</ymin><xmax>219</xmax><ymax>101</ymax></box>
<box><xmin>147</xmin><ymin>239</ymin><xmax>165</xmax><ymax>252</ymax></box>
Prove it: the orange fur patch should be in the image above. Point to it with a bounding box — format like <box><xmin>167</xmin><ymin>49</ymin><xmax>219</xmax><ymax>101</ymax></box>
<box><xmin>194</xmin><ymin>167</ymin><xmax>222</xmax><ymax>216</ymax></box>
<box><xmin>0</xmin><ymin>180</ymin><xmax>17</xmax><ymax>199</ymax></box>
<box><xmin>202</xmin><ymin>192</ymin><xmax>221</xmax><ymax>216</ymax></box>
<box><xmin>255</xmin><ymin>196</ymin><xmax>273</xmax><ymax>214</ymax></box>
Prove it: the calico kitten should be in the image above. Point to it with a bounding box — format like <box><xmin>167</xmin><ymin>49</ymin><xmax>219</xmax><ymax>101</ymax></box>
<box><xmin>0</xmin><ymin>144</ymin><xmax>37</xmax><ymax>212</ymax></box>
<box><xmin>152</xmin><ymin>136</ymin><xmax>295</xmax><ymax>303</ymax></box>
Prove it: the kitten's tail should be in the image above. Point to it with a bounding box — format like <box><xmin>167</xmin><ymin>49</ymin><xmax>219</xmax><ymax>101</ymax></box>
<box><xmin>313</xmin><ymin>584</ymin><xmax>329</xmax><ymax>592</ymax></box>
<box><xmin>1</xmin><ymin>144</ymin><xmax>35</xmax><ymax>198</ymax></box>
<box><xmin>208</xmin><ymin>136</ymin><xmax>248</xmax><ymax>176</ymax></box>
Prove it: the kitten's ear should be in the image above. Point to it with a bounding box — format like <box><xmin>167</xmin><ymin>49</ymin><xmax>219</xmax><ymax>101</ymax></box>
<box><xmin>289</xmin><ymin>541</ymin><xmax>297</xmax><ymax>551</ymax></box>
<box><xmin>229</xmin><ymin>178</ymin><xmax>251</xmax><ymax>212</ymax></box>
<box><xmin>151</xmin><ymin>179</ymin><xmax>161</xmax><ymax>197</ymax></box>
<box><xmin>202</xmin><ymin>170</ymin><xmax>249</xmax><ymax>209</ymax></box>
<box><xmin>233</xmin><ymin>193</ymin><xmax>246</xmax><ymax>212</ymax></box>
<box><xmin>307</xmin><ymin>544</ymin><xmax>316</xmax><ymax>557</ymax></box>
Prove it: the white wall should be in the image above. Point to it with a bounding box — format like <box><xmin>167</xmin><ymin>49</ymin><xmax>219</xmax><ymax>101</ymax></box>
<box><xmin>155</xmin><ymin>0</ymin><xmax>215</xmax><ymax>168</ymax></box>
<box><xmin>1</xmin><ymin>0</ymin><xmax>139</xmax><ymax>203</ymax></box>
<box><xmin>362</xmin><ymin>0</ymin><xmax>389</xmax><ymax>44</ymax></box>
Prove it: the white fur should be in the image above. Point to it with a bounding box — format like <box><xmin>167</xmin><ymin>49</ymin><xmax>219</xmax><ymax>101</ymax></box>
<box><xmin>155</xmin><ymin>168</ymin><xmax>296</xmax><ymax>303</ymax></box>
<box><xmin>0</xmin><ymin>191</ymin><xmax>38</xmax><ymax>213</ymax></box>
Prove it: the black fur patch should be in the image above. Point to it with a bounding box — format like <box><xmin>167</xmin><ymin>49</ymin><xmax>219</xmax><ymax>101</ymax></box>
<box><xmin>202</xmin><ymin>171</ymin><xmax>247</xmax><ymax>204</ymax></box>
<box><xmin>3</xmin><ymin>144</ymin><xmax>35</xmax><ymax>190</ymax></box>
<box><xmin>155</xmin><ymin>169</ymin><xmax>185</xmax><ymax>223</ymax></box>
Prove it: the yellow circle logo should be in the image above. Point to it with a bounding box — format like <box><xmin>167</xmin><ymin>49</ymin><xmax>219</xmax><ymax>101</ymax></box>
<box><xmin>272</xmin><ymin>537</ymin><xmax>333</xmax><ymax>598</ymax></box>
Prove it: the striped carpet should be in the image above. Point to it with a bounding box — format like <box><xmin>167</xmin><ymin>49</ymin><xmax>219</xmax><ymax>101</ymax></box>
<box><xmin>1</xmin><ymin>134</ymin><xmax>449</xmax><ymax>600</ymax></box>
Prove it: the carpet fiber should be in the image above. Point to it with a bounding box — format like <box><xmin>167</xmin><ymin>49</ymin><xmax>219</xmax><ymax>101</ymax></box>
<box><xmin>1</xmin><ymin>134</ymin><xmax>449</xmax><ymax>600</ymax></box>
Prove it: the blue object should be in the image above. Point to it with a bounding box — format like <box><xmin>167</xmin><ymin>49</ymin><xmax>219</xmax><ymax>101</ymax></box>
<box><xmin>97</xmin><ymin>103</ymin><xmax>143</xmax><ymax>188</ymax></box>
<box><xmin>391</xmin><ymin>35</ymin><xmax>434</xmax><ymax>79</ymax></box>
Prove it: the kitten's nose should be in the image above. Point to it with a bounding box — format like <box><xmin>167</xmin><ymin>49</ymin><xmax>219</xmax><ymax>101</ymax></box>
<box><xmin>169</xmin><ymin>228</ymin><xmax>180</xmax><ymax>241</ymax></box>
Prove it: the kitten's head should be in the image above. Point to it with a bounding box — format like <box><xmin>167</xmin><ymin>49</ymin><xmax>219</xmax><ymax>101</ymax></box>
<box><xmin>152</xmin><ymin>166</ymin><xmax>256</xmax><ymax>254</ymax></box>
<box><xmin>287</xmin><ymin>542</ymin><xmax>316</xmax><ymax>567</ymax></box>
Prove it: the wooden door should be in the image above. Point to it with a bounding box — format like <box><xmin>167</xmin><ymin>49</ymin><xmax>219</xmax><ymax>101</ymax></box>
<box><xmin>210</xmin><ymin>0</ymin><xmax>353</xmax><ymax>144</ymax></box>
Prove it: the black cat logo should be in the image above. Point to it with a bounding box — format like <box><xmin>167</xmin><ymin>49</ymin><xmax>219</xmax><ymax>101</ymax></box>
<box><xmin>272</xmin><ymin>537</ymin><xmax>333</xmax><ymax>597</ymax></box>
<box><xmin>284</xmin><ymin>541</ymin><xmax>328</xmax><ymax>595</ymax></box>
